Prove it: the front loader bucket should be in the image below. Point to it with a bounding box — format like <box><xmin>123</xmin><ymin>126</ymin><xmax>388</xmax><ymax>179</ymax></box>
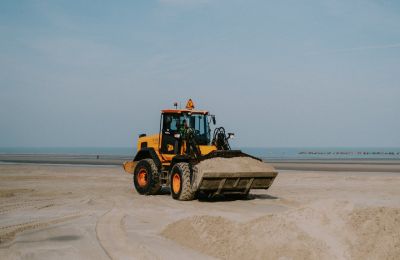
<box><xmin>192</xmin><ymin>151</ymin><xmax>278</xmax><ymax>195</ymax></box>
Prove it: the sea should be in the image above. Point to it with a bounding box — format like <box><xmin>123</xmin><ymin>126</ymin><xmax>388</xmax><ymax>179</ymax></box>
<box><xmin>0</xmin><ymin>147</ymin><xmax>399</xmax><ymax>160</ymax></box>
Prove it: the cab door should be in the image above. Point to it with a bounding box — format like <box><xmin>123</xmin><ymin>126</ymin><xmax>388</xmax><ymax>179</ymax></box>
<box><xmin>160</xmin><ymin>114</ymin><xmax>179</xmax><ymax>155</ymax></box>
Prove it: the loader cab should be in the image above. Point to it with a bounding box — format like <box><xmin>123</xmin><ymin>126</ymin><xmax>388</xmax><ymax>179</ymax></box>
<box><xmin>160</xmin><ymin>110</ymin><xmax>211</xmax><ymax>154</ymax></box>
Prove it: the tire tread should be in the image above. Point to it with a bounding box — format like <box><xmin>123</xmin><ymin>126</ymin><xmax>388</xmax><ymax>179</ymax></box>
<box><xmin>173</xmin><ymin>162</ymin><xmax>196</xmax><ymax>201</ymax></box>
<box><xmin>133</xmin><ymin>159</ymin><xmax>161</xmax><ymax>195</ymax></box>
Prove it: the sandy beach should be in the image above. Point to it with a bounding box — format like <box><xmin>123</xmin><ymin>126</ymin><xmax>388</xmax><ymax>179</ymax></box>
<box><xmin>0</xmin><ymin>163</ymin><xmax>399</xmax><ymax>259</ymax></box>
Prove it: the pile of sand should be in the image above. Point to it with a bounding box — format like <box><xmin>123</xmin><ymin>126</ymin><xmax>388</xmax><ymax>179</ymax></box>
<box><xmin>195</xmin><ymin>157</ymin><xmax>275</xmax><ymax>173</ymax></box>
<box><xmin>161</xmin><ymin>202</ymin><xmax>400</xmax><ymax>260</ymax></box>
<box><xmin>348</xmin><ymin>207</ymin><xmax>400</xmax><ymax>259</ymax></box>
<box><xmin>192</xmin><ymin>157</ymin><xmax>276</xmax><ymax>190</ymax></box>
<box><xmin>161</xmin><ymin>215</ymin><xmax>329</xmax><ymax>259</ymax></box>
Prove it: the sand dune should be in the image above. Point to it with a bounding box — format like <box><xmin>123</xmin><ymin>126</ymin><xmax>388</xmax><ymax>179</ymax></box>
<box><xmin>0</xmin><ymin>164</ymin><xmax>399</xmax><ymax>259</ymax></box>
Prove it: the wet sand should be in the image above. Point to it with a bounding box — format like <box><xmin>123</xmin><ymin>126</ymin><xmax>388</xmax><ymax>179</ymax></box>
<box><xmin>0</xmin><ymin>164</ymin><xmax>399</xmax><ymax>259</ymax></box>
<box><xmin>1</xmin><ymin>154</ymin><xmax>400</xmax><ymax>172</ymax></box>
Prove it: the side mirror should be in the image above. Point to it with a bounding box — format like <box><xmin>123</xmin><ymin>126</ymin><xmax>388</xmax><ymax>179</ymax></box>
<box><xmin>227</xmin><ymin>133</ymin><xmax>235</xmax><ymax>139</ymax></box>
<box><xmin>211</xmin><ymin>115</ymin><xmax>216</xmax><ymax>125</ymax></box>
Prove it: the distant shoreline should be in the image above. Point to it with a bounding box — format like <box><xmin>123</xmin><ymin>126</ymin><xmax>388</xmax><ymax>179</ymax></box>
<box><xmin>1</xmin><ymin>147</ymin><xmax>400</xmax><ymax>161</ymax></box>
<box><xmin>1</xmin><ymin>154</ymin><xmax>399</xmax><ymax>172</ymax></box>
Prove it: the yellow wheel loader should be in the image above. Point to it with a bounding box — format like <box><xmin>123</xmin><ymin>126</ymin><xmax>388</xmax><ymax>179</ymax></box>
<box><xmin>123</xmin><ymin>99</ymin><xmax>278</xmax><ymax>201</ymax></box>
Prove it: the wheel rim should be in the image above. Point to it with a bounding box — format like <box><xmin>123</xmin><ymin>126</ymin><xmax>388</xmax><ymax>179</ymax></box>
<box><xmin>137</xmin><ymin>168</ymin><xmax>148</xmax><ymax>187</ymax></box>
<box><xmin>172</xmin><ymin>173</ymin><xmax>181</xmax><ymax>194</ymax></box>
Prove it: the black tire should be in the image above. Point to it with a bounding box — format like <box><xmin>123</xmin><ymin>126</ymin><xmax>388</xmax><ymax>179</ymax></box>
<box><xmin>170</xmin><ymin>162</ymin><xmax>196</xmax><ymax>201</ymax></box>
<box><xmin>133</xmin><ymin>159</ymin><xmax>161</xmax><ymax>195</ymax></box>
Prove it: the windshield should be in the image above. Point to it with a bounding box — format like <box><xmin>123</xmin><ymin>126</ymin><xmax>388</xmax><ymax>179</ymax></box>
<box><xmin>162</xmin><ymin>113</ymin><xmax>211</xmax><ymax>145</ymax></box>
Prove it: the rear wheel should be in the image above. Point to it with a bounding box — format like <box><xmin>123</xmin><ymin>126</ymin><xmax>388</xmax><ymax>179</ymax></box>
<box><xmin>133</xmin><ymin>159</ymin><xmax>161</xmax><ymax>195</ymax></box>
<box><xmin>170</xmin><ymin>162</ymin><xmax>196</xmax><ymax>201</ymax></box>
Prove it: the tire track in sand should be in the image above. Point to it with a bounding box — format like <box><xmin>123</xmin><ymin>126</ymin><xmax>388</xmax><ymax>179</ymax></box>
<box><xmin>0</xmin><ymin>214</ymin><xmax>81</xmax><ymax>245</ymax></box>
<box><xmin>96</xmin><ymin>206</ymin><xmax>158</xmax><ymax>260</ymax></box>
<box><xmin>94</xmin><ymin>195</ymin><xmax>212</xmax><ymax>260</ymax></box>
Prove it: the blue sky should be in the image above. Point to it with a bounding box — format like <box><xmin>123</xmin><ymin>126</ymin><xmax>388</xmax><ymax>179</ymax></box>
<box><xmin>1</xmin><ymin>0</ymin><xmax>399</xmax><ymax>147</ymax></box>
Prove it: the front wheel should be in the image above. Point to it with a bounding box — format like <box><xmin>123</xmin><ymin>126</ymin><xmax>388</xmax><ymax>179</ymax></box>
<box><xmin>133</xmin><ymin>159</ymin><xmax>161</xmax><ymax>195</ymax></box>
<box><xmin>170</xmin><ymin>162</ymin><xmax>196</xmax><ymax>201</ymax></box>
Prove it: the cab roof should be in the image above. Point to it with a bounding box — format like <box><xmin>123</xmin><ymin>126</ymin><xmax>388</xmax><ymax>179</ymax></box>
<box><xmin>161</xmin><ymin>109</ymin><xmax>208</xmax><ymax>115</ymax></box>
